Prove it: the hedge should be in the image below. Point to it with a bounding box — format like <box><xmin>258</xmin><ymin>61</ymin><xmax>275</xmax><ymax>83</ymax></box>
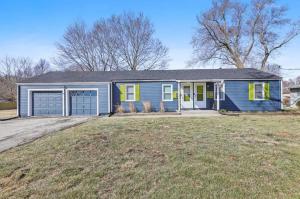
<box><xmin>0</xmin><ymin>102</ymin><xmax>17</xmax><ymax>110</ymax></box>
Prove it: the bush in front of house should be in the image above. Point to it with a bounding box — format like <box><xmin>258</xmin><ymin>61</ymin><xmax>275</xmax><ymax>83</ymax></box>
<box><xmin>129</xmin><ymin>102</ymin><xmax>136</xmax><ymax>113</ymax></box>
<box><xmin>142</xmin><ymin>101</ymin><xmax>152</xmax><ymax>113</ymax></box>
<box><xmin>115</xmin><ymin>104</ymin><xmax>125</xmax><ymax>113</ymax></box>
<box><xmin>160</xmin><ymin>101</ymin><xmax>165</xmax><ymax>112</ymax></box>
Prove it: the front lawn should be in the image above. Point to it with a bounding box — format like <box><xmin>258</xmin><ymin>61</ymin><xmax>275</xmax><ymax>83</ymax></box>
<box><xmin>0</xmin><ymin>116</ymin><xmax>300</xmax><ymax>198</ymax></box>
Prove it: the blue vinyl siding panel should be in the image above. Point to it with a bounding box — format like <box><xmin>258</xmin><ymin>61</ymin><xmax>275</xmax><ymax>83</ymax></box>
<box><xmin>113</xmin><ymin>81</ymin><xmax>178</xmax><ymax>112</ymax></box>
<box><xmin>219</xmin><ymin>80</ymin><xmax>281</xmax><ymax>111</ymax></box>
<box><xmin>19</xmin><ymin>84</ymin><xmax>110</xmax><ymax>117</ymax></box>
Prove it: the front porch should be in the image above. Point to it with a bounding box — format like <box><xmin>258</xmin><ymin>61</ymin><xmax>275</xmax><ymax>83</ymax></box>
<box><xmin>177</xmin><ymin>81</ymin><xmax>224</xmax><ymax>112</ymax></box>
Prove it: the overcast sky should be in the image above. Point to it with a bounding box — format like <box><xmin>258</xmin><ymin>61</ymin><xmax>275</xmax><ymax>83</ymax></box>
<box><xmin>0</xmin><ymin>0</ymin><xmax>299</xmax><ymax>79</ymax></box>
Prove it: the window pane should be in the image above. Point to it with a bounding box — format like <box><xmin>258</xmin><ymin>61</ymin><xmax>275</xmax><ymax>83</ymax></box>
<box><xmin>197</xmin><ymin>85</ymin><xmax>203</xmax><ymax>101</ymax></box>
<box><xmin>220</xmin><ymin>91</ymin><xmax>224</xmax><ymax>100</ymax></box>
<box><xmin>255</xmin><ymin>84</ymin><xmax>263</xmax><ymax>99</ymax></box>
<box><xmin>127</xmin><ymin>93</ymin><xmax>134</xmax><ymax>101</ymax></box>
<box><xmin>183</xmin><ymin>86</ymin><xmax>190</xmax><ymax>101</ymax></box>
<box><xmin>127</xmin><ymin>86</ymin><xmax>134</xmax><ymax>94</ymax></box>
<box><xmin>164</xmin><ymin>93</ymin><xmax>172</xmax><ymax>100</ymax></box>
<box><xmin>163</xmin><ymin>85</ymin><xmax>171</xmax><ymax>93</ymax></box>
<box><xmin>197</xmin><ymin>94</ymin><xmax>203</xmax><ymax>101</ymax></box>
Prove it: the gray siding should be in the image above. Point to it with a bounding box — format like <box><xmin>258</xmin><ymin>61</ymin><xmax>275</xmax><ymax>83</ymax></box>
<box><xmin>113</xmin><ymin>81</ymin><xmax>178</xmax><ymax>112</ymax></box>
<box><xmin>19</xmin><ymin>84</ymin><xmax>110</xmax><ymax>117</ymax></box>
<box><xmin>220</xmin><ymin>80</ymin><xmax>281</xmax><ymax>111</ymax></box>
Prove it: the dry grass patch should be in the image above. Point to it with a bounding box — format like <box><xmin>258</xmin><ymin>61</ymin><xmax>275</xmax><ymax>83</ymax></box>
<box><xmin>0</xmin><ymin>116</ymin><xmax>300</xmax><ymax>198</ymax></box>
<box><xmin>0</xmin><ymin>109</ymin><xmax>16</xmax><ymax>120</ymax></box>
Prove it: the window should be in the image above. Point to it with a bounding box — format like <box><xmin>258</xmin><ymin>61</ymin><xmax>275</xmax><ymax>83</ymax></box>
<box><xmin>214</xmin><ymin>83</ymin><xmax>225</xmax><ymax>100</ymax></box>
<box><xmin>254</xmin><ymin>83</ymin><xmax>264</xmax><ymax>100</ymax></box>
<box><xmin>126</xmin><ymin>84</ymin><xmax>135</xmax><ymax>101</ymax></box>
<box><xmin>183</xmin><ymin>85</ymin><xmax>191</xmax><ymax>101</ymax></box>
<box><xmin>162</xmin><ymin>84</ymin><xmax>173</xmax><ymax>101</ymax></box>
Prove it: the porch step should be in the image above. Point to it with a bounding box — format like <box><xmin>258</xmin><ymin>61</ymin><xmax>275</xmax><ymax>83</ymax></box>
<box><xmin>180</xmin><ymin>110</ymin><xmax>220</xmax><ymax>116</ymax></box>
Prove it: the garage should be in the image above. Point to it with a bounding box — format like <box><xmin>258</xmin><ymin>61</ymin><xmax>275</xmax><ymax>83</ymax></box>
<box><xmin>32</xmin><ymin>91</ymin><xmax>63</xmax><ymax>116</ymax></box>
<box><xmin>69</xmin><ymin>90</ymin><xmax>98</xmax><ymax>116</ymax></box>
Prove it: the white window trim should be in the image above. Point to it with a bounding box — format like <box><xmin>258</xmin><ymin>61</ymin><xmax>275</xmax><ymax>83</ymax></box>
<box><xmin>254</xmin><ymin>82</ymin><xmax>265</xmax><ymax>101</ymax></box>
<box><xmin>125</xmin><ymin>84</ymin><xmax>136</xmax><ymax>102</ymax></box>
<box><xmin>27</xmin><ymin>88</ymin><xmax>65</xmax><ymax>117</ymax></box>
<box><xmin>66</xmin><ymin>88</ymin><xmax>99</xmax><ymax>116</ymax></box>
<box><xmin>214</xmin><ymin>83</ymin><xmax>225</xmax><ymax>101</ymax></box>
<box><xmin>162</xmin><ymin>84</ymin><xmax>173</xmax><ymax>101</ymax></box>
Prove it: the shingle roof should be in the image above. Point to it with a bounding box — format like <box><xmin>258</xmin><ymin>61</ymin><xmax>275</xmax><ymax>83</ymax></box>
<box><xmin>18</xmin><ymin>68</ymin><xmax>281</xmax><ymax>83</ymax></box>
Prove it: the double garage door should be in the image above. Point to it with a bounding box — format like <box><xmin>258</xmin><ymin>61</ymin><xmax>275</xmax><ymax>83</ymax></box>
<box><xmin>32</xmin><ymin>90</ymin><xmax>97</xmax><ymax>116</ymax></box>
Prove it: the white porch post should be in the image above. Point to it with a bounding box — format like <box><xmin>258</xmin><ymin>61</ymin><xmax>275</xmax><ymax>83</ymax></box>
<box><xmin>216</xmin><ymin>82</ymin><xmax>220</xmax><ymax>111</ymax></box>
<box><xmin>177</xmin><ymin>81</ymin><xmax>181</xmax><ymax>112</ymax></box>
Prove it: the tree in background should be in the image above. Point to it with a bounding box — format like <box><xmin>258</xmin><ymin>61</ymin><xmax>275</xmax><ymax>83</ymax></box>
<box><xmin>190</xmin><ymin>0</ymin><xmax>300</xmax><ymax>71</ymax></box>
<box><xmin>0</xmin><ymin>57</ymin><xmax>51</xmax><ymax>101</ymax></box>
<box><xmin>34</xmin><ymin>59</ymin><xmax>51</xmax><ymax>76</ymax></box>
<box><xmin>55</xmin><ymin>13</ymin><xmax>169</xmax><ymax>71</ymax></box>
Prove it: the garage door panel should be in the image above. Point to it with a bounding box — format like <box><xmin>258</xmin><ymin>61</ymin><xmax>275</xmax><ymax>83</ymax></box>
<box><xmin>32</xmin><ymin>91</ymin><xmax>63</xmax><ymax>116</ymax></box>
<box><xmin>69</xmin><ymin>90</ymin><xmax>97</xmax><ymax>116</ymax></box>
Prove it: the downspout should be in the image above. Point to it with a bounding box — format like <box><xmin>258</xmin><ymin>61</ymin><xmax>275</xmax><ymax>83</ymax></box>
<box><xmin>110</xmin><ymin>82</ymin><xmax>113</xmax><ymax>114</ymax></box>
<box><xmin>281</xmin><ymin>80</ymin><xmax>283</xmax><ymax>110</ymax></box>
<box><xmin>17</xmin><ymin>85</ymin><xmax>20</xmax><ymax>117</ymax></box>
<box><xmin>63</xmin><ymin>86</ymin><xmax>66</xmax><ymax>116</ymax></box>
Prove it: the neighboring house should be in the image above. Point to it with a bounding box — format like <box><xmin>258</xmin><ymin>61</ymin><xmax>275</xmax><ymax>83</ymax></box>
<box><xmin>16</xmin><ymin>68</ymin><xmax>282</xmax><ymax>117</ymax></box>
<box><xmin>0</xmin><ymin>98</ymin><xmax>9</xmax><ymax>103</ymax></box>
<box><xmin>289</xmin><ymin>85</ymin><xmax>300</xmax><ymax>106</ymax></box>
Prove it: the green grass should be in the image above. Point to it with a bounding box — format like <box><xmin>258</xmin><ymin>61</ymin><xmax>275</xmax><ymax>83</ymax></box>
<box><xmin>0</xmin><ymin>102</ymin><xmax>16</xmax><ymax>110</ymax></box>
<box><xmin>0</xmin><ymin>116</ymin><xmax>300</xmax><ymax>198</ymax></box>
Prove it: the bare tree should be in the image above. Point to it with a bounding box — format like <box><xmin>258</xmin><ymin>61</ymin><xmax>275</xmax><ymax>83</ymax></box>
<box><xmin>0</xmin><ymin>57</ymin><xmax>34</xmax><ymax>101</ymax></box>
<box><xmin>191</xmin><ymin>0</ymin><xmax>300</xmax><ymax>71</ymax></box>
<box><xmin>55</xmin><ymin>13</ymin><xmax>169</xmax><ymax>71</ymax></box>
<box><xmin>109</xmin><ymin>13</ymin><xmax>169</xmax><ymax>70</ymax></box>
<box><xmin>55</xmin><ymin>22</ymin><xmax>100</xmax><ymax>71</ymax></box>
<box><xmin>0</xmin><ymin>57</ymin><xmax>51</xmax><ymax>101</ymax></box>
<box><xmin>34</xmin><ymin>59</ymin><xmax>51</xmax><ymax>76</ymax></box>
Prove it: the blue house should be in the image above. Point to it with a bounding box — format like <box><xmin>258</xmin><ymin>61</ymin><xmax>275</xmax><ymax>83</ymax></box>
<box><xmin>17</xmin><ymin>68</ymin><xmax>282</xmax><ymax>117</ymax></box>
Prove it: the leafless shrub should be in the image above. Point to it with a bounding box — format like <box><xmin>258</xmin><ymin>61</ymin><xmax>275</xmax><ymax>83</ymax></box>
<box><xmin>296</xmin><ymin>101</ymin><xmax>300</xmax><ymax>110</ymax></box>
<box><xmin>160</xmin><ymin>101</ymin><xmax>165</xmax><ymax>112</ymax></box>
<box><xmin>142</xmin><ymin>101</ymin><xmax>152</xmax><ymax>113</ymax></box>
<box><xmin>115</xmin><ymin>104</ymin><xmax>125</xmax><ymax>113</ymax></box>
<box><xmin>129</xmin><ymin>102</ymin><xmax>136</xmax><ymax>113</ymax></box>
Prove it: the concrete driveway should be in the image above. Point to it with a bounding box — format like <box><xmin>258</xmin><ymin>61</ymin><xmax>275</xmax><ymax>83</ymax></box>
<box><xmin>0</xmin><ymin>117</ymin><xmax>90</xmax><ymax>152</ymax></box>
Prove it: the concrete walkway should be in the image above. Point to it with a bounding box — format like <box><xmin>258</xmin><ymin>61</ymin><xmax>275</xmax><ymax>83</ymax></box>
<box><xmin>0</xmin><ymin>117</ymin><xmax>90</xmax><ymax>152</ymax></box>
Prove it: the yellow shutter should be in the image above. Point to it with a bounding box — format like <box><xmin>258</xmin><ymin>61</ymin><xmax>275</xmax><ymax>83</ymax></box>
<box><xmin>135</xmin><ymin>84</ymin><xmax>140</xmax><ymax>101</ymax></box>
<box><xmin>249</xmin><ymin>83</ymin><xmax>254</xmax><ymax>101</ymax></box>
<box><xmin>173</xmin><ymin>90</ymin><xmax>178</xmax><ymax>99</ymax></box>
<box><xmin>264</xmin><ymin>82</ymin><xmax>270</xmax><ymax>100</ymax></box>
<box><xmin>120</xmin><ymin>84</ymin><xmax>125</xmax><ymax>102</ymax></box>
